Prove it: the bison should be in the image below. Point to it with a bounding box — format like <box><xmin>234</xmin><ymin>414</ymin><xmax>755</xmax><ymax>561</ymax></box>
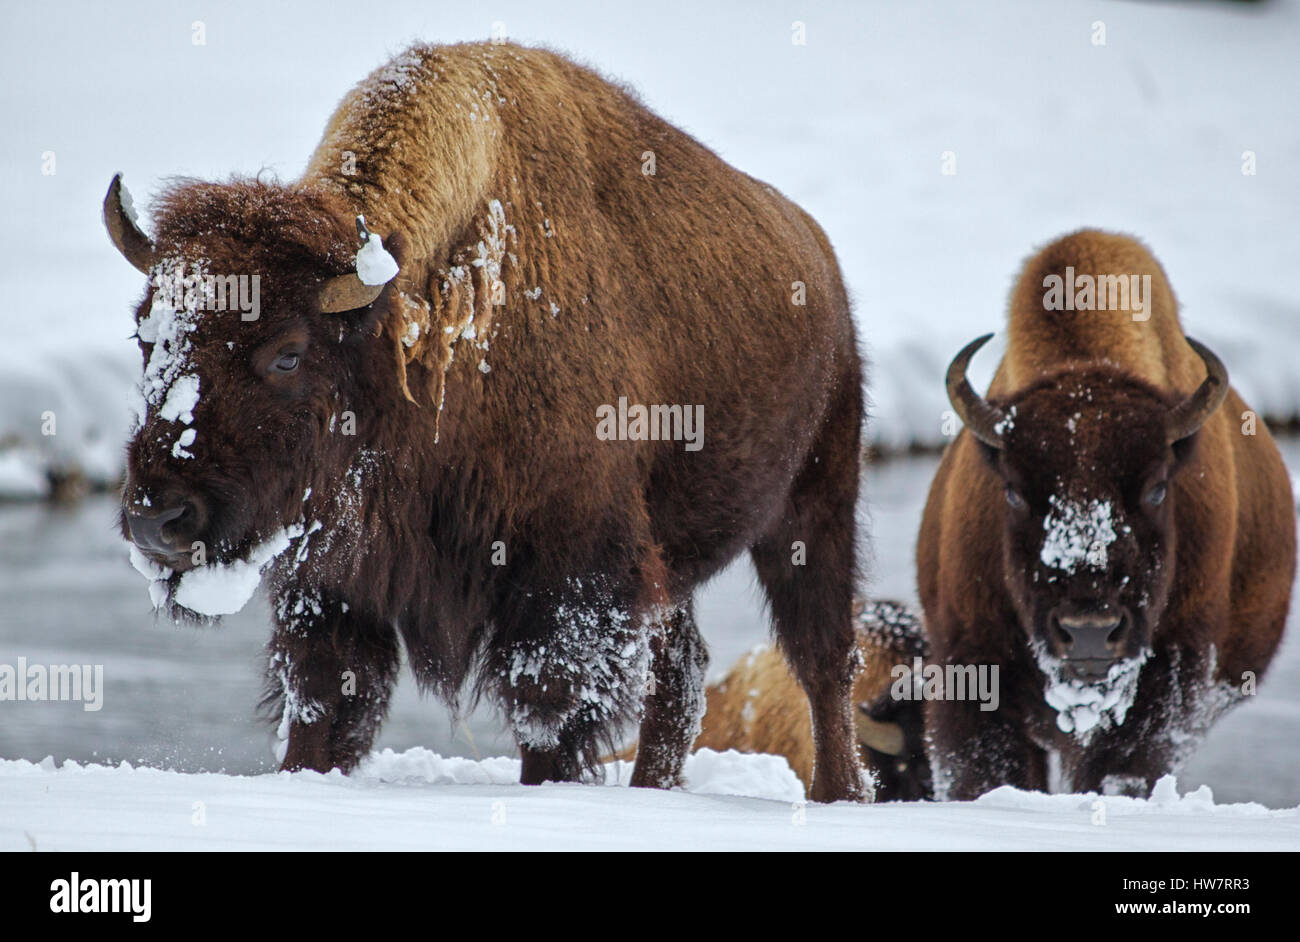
<box><xmin>688</xmin><ymin>599</ymin><xmax>932</xmax><ymax>801</ymax></box>
<box><xmin>105</xmin><ymin>41</ymin><xmax>868</xmax><ymax>801</ymax></box>
<box><xmin>919</xmin><ymin>229</ymin><xmax>1294</xmax><ymax>798</ymax></box>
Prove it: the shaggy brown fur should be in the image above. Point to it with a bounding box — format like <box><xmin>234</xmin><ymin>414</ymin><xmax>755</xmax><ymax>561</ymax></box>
<box><xmin>918</xmin><ymin>229</ymin><xmax>1294</xmax><ymax>798</ymax></box>
<box><xmin>109</xmin><ymin>42</ymin><xmax>867</xmax><ymax>801</ymax></box>
<box><xmin>689</xmin><ymin>600</ymin><xmax>932</xmax><ymax>801</ymax></box>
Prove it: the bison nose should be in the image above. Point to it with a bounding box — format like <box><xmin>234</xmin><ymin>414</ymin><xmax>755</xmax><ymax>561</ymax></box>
<box><xmin>126</xmin><ymin>502</ymin><xmax>196</xmax><ymax>557</ymax></box>
<box><xmin>1052</xmin><ymin>609</ymin><xmax>1131</xmax><ymax>680</ymax></box>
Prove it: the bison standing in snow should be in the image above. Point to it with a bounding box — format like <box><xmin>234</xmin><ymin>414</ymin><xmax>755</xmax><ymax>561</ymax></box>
<box><xmin>105</xmin><ymin>42</ymin><xmax>868</xmax><ymax>801</ymax></box>
<box><xmin>919</xmin><ymin>229</ymin><xmax>1294</xmax><ymax>798</ymax></box>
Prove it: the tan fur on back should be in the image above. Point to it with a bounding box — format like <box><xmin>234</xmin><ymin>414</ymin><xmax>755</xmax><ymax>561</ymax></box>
<box><xmin>992</xmin><ymin>229</ymin><xmax>1202</xmax><ymax>397</ymax></box>
<box><xmin>693</xmin><ymin>629</ymin><xmax>908</xmax><ymax>788</ymax></box>
<box><xmin>299</xmin><ymin>40</ymin><xmax>850</xmax><ymax>446</ymax></box>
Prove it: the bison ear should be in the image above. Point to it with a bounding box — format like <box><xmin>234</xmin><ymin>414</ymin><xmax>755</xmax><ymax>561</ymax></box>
<box><xmin>355</xmin><ymin>231</ymin><xmax>410</xmax><ymax>337</ymax></box>
<box><xmin>1171</xmin><ymin>427</ymin><xmax>1201</xmax><ymax>470</ymax></box>
<box><xmin>380</xmin><ymin>230</ymin><xmax>410</xmax><ymax>274</ymax></box>
<box><xmin>974</xmin><ymin>439</ymin><xmax>1002</xmax><ymax>471</ymax></box>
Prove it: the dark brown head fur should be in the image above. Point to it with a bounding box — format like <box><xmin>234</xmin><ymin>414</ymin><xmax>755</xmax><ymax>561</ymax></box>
<box><xmin>979</xmin><ymin>367</ymin><xmax>1198</xmax><ymax>680</ymax></box>
<box><xmin>120</xmin><ymin>180</ymin><xmax>398</xmax><ymax>613</ymax></box>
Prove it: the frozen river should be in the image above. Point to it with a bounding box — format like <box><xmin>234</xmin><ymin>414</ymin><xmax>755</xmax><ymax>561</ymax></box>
<box><xmin>2</xmin><ymin>443</ymin><xmax>1298</xmax><ymax>808</ymax></box>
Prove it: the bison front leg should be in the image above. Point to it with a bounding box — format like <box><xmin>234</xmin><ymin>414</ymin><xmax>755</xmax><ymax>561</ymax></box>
<box><xmin>492</xmin><ymin>584</ymin><xmax>650</xmax><ymax>785</ymax></box>
<box><xmin>263</xmin><ymin>590</ymin><xmax>400</xmax><ymax>774</ymax></box>
<box><xmin>925</xmin><ymin>697</ymin><xmax>1047</xmax><ymax>799</ymax></box>
<box><xmin>629</xmin><ymin>602</ymin><xmax>709</xmax><ymax>789</ymax></box>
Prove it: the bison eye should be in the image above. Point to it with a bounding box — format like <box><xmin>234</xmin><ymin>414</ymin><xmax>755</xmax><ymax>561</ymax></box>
<box><xmin>1145</xmin><ymin>482</ymin><xmax>1168</xmax><ymax>507</ymax></box>
<box><xmin>1004</xmin><ymin>485</ymin><xmax>1027</xmax><ymax>511</ymax></box>
<box><xmin>271</xmin><ymin>353</ymin><xmax>301</xmax><ymax>374</ymax></box>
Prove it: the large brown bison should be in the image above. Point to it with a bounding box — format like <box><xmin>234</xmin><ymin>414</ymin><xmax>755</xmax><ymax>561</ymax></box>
<box><xmin>104</xmin><ymin>42</ymin><xmax>868</xmax><ymax>801</ymax></box>
<box><xmin>919</xmin><ymin>229</ymin><xmax>1294</xmax><ymax>798</ymax></box>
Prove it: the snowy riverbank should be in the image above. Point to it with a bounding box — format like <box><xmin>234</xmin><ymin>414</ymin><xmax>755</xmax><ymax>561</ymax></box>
<box><xmin>4</xmin><ymin>748</ymin><xmax>1295</xmax><ymax>851</ymax></box>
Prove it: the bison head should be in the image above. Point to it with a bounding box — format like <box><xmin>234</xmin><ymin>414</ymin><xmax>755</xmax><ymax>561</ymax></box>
<box><xmin>945</xmin><ymin>334</ymin><xmax>1227</xmax><ymax>725</ymax></box>
<box><xmin>104</xmin><ymin>175</ymin><xmax>401</xmax><ymax>621</ymax></box>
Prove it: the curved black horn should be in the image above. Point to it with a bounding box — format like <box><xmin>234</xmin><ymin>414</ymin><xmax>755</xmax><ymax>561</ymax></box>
<box><xmin>945</xmin><ymin>333</ymin><xmax>1008</xmax><ymax>449</ymax></box>
<box><xmin>103</xmin><ymin>174</ymin><xmax>157</xmax><ymax>274</ymax></box>
<box><xmin>1166</xmin><ymin>337</ymin><xmax>1229</xmax><ymax>443</ymax></box>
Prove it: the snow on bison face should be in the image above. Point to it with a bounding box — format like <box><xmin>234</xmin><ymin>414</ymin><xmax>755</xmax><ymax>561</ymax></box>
<box><xmin>945</xmin><ymin>334</ymin><xmax>1228</xmax><ymax>730</ymax></box>
<box><xmin>103</xmin><ymin>176</ymin><xmax>399</xmax><ymax>621</ymax></box>
<box><xmin>985</xmin><ymin>379</ymin><xmax>1185</xmax><ymax>678</ymax></box>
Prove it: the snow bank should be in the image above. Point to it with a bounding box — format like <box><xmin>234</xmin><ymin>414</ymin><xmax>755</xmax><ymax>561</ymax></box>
<box><xmin>2</xmin><ymin>749</ymin><xmax>1295</xmax><ymax>851</ymax></box>
<box><xmin>2</xmin><ymin>0</ymin><xmax>1298</xmax><ymax>491</ymax></box>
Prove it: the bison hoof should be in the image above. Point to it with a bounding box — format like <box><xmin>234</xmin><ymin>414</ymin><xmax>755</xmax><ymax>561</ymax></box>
<box><xmin>809</xmin><ymin>768</ymin><xmax>872</xmax><ymax>804</ymax></box>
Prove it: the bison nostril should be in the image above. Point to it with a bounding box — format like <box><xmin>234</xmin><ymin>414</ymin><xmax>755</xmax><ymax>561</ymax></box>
<box><xmin>127</xmin><ymin>503</ymin><xmax>189</xmax><ymax>555</ymax></box>
<box><xmin>162</xmin><ymin>501</ymin><xmax>197</xmax><ymax>540</ymax></box>
<box><xmin>1051</xmin><ymin>616</ymin><xmax>1072</xmax><ymax>651</ymax></box>
<box><xmin>1053</xmin><ymin>610</ymin><xmax>1127</xmax><ymax>664</ymax></box>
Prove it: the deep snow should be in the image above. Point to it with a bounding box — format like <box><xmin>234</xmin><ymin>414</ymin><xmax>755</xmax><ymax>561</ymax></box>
<box><xmin>3</xmin><ymin>749</ymin><xmax>1295</xmax><ymax>852</ymax></box>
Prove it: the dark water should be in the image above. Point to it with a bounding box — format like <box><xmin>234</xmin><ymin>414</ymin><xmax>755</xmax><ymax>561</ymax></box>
<box><xmin>2</xmin><ymin>444</ymin><xmax>1298</xmax><ymax>808</ymax></box>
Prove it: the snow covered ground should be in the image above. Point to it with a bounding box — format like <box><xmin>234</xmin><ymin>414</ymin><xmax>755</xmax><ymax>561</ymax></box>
<box><xmin>4</xmin><ymin>749</ymin><xmax>1296</xmax><ymax>851</ymax></box>
<box><xmin>2</xmin><ymin>0</ymin><xmax>1299</xmax><ymax>488</ymax></box>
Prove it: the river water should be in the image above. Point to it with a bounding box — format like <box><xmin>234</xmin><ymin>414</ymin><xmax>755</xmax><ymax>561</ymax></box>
<box><xmin>2</xmin><ymin>445</ymin><xmax>1298</xmax><ymax>808</ymax></box>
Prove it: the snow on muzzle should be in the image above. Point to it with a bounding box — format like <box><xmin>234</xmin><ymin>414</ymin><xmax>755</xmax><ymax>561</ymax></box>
<box><xmin>128</xmin><ymin>521</ymin><xmax>316</xmax><ymax>618</ymax></box>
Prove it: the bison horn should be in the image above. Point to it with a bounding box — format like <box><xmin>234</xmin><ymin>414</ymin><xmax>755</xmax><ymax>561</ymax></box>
<box><xmin>103</xmin><ymin>174</ymin><xmax>158</xmax><ymax>274</ymax></box>
<box><xmin>316</xmin><ymin>215</ymin><xmax>392</xmax><ymax>314</ymax></box>
<box><xmin>945</xmin><ymin>333</ymin><xmax>1009</xmax><ymax>449</ymax></box>
<box><xmin>855</xmin><ymin>705</ymin><xmax>906</xmax><ymax>757</ymax></box>
<box><xmin>1166</xmin><ymin>337</ymin><xmax>1229</xmax><ymax>444</ymax></box>
<box><xmin>317</xmin><ymin>273</ymin><xmax>387</xmax><ymax>313</ymax></box>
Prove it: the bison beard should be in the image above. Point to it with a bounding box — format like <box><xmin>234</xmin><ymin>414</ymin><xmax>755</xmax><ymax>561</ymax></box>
<box><xmin>106</xmin><ymin>42</ymin><xmax>868</xmax><ymax>802</ymax></box>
